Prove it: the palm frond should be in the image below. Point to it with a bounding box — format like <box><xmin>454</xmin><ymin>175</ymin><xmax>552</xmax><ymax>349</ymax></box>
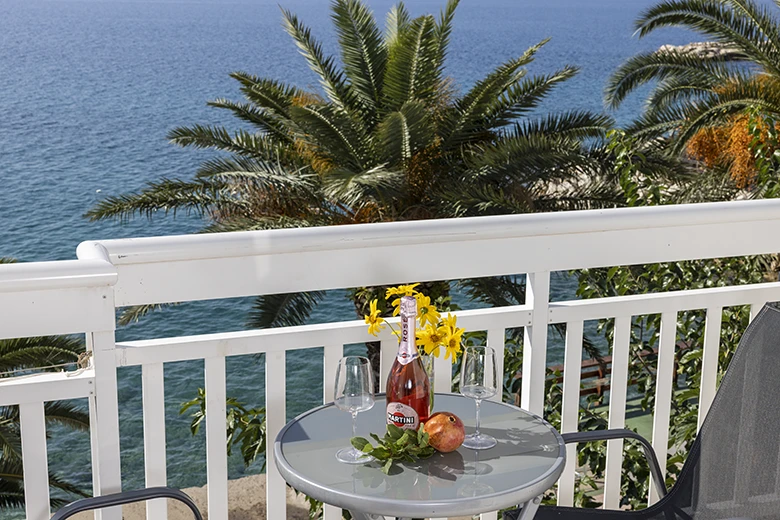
<box><xmin>433</xmin><ymin>0</ymin><xmax>459</xmax><ymax>67</ymax></box>
<box><xmin>376</xmin><ymin>100</ymin><xmax>435</xmax><ymax>163</ymax></box>
<box><xmin>248</xmin><ymin>291</ymin><xmax>327</xmax><ymax>329</ymax></box>
<box><xmin>484</xmin><ymin>66</ymin><xmax>579</xmax><ymax>129</ymax></box>
<box><xmin>606</xmin><ymin>48</ymin><xmax>735</xmax><ymax>109</ymax></box>
<box><xmin>291</xmin><ymin>104</ymin><xmax>372</xmax><ymax>171</ymax></box>
<box><xmin>281</xmin><ymin>8</ymin><xmax>361</xmax><ymax>113</ymax></box>
<box><xmin>0</xmin><ymin>336</ymin><xmax>83</xmax><ymax>375</ymax></box>
<box><xmin>84</xmin><ymin>178</ymin><xmax>245</xmax><ymax>222</ymax></box>
<box><xmin>385</xmin><ymin>2</ymin><xmax>411</xmax><ymax>52</ymax></box>
<box><xmin>442</xmin><ymin>39</ymin><xmax>549</xmax><ymax>147</ymax></box>
<box><xmin>635</xmin><ymin>0</ymin><xmax>780</xmax><ymax>75</ymax></box>
<box><xmin>117</xmin><ymin>303</ymin><xmax>177</xmax><ymax>327</ymax></box>
<box><xmin>509</xmin><ymin>111</ymin><xmax>613</xmax><ymax>140</ymax></box>
<box><xmin>382</xmin><ymin>14</ymin><xmax>440</xmax><ymax>111</ymax></box>
<box><xmin>332</xmin><ymin>0</ymin><xmax>387</xmax><ymax>116</ymax></box>
<box><xmin>43</xmin><ymin>402</ymin><xmax>89</xmax><ymax>431</ymax></box>
<box><xmin>207</xmin><ymin>98</ymin><xmax>292</xmax><ymax>143</ymax></box>
<box><xmin>167</xmin><ymin>125</ymin><xmax>284</xmax><ymax>160</ymax></box>
<box><xmin>229</xmin><ymin>72</ymin><xmax>306</xmax><ymax>118</ymax></box>
<box><xmin>323</xmin><ymin>164</ymin><xmax>406</xmax><ymax>208</ymax></box>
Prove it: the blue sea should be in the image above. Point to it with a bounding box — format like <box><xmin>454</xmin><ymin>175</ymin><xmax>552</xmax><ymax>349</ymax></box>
<box><xmin>0</xmin><ymin>0</ymin><xmax>693</xmax><ymax>506</ymax></box>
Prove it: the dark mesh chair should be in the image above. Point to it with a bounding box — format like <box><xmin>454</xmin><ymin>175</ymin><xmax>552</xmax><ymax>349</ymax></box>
<box><xmin>50</xmin><ymin>487</ymin><xmax>202</xmax><ymax>520</ymax></box>
<box><xmin>505</xmin><ymin>303</ymin><xmax>780</xmax><ymax>520</ymax></box>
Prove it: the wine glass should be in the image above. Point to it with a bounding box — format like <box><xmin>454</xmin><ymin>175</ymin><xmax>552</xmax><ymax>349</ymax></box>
<box><xmin>460</xmin><ymin>345</ymin><xmax>498</xmax><ymax>450</ymax></box>
<box><xmin>334</xmin><ymin>356</ymin><xmax>375</xmax><ymax>464</ymax></box>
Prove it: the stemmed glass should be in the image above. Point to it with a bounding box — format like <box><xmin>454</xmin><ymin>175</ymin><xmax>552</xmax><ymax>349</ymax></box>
<box><xmin>460</xmin><ymin>345</ymin><xmax>498</xmax><ymax>450</ymax></box>
<box><xmin>334</xmin><ymin>356</ymin><xmax>375</xmax><ymax>464</ymax></box>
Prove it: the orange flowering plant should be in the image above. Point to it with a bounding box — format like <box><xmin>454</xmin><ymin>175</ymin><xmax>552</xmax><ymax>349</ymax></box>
<box><xmin>364</xmin><ymin>283</ymin><xmax>465</xmax><ymax>361</ymax></box>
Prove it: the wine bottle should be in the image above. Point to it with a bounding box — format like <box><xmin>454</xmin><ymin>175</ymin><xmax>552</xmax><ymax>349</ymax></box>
<box><xmin>386</xmin><ymin>295</ymin><xmax>430</xmax><ymax>430</ymax></box>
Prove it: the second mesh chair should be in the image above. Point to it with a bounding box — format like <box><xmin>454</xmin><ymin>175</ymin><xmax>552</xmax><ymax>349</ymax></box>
<box><xmin>505</xmin><ymin>303</ymin><xmax>780</xmax><ymax>520</ymax></box>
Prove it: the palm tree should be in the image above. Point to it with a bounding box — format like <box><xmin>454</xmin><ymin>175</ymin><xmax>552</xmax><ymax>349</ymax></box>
<box><xmin>87</xmin><ymin>0</ymin><xmax>615</xmax><ymax>328</ymax></box>
<box><xmin>0</xmin><ymin>258</ymin><xmax>90</xmax><ymax>509</ymax></box>
<box><xmin>606</xmin><ymin>0</ymin><xmax>780</xmax><ymax>161</ymax></box>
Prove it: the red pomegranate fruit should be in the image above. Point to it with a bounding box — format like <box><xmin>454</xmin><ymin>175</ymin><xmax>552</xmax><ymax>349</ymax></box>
<box><xmin>421</xmin><ymin>412</ymin><xmax>465</xmax><ymax>453</ymax></box>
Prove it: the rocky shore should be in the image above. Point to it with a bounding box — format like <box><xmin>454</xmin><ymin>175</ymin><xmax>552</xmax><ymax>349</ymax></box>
<box><xmin>658</xmin><ymin>42</ymin><xmax>743</xmax><ymax>60</ymax></box>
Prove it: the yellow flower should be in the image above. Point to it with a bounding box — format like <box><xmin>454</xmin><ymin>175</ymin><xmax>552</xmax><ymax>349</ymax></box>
<box><xmin>442</xmin><ymin>312</ymin><xmax>458</xmax><ymax>333</ymax></box>
<box><xmin>415</xmin><ymin>294</ymin><xmax>440</xmax><ymax>327</ymax></box>
<box><xmin>417</xmin><ymin>324</ymin><xmax>447</xmax><ymax>357</ymax></box>
<box><xmin>442</xmin><ymin>327</ymin><xmax>464</xmax><ymax>360</ymax></box>
<box><xmin>364</xmin><ymin>299</ymin><xmax>385</xmax><ymax>336</ymax></box>
<box><xmin>385</xmin><ymin>283</ymin><xmax>420</xmax><ymax>299</ymax></box>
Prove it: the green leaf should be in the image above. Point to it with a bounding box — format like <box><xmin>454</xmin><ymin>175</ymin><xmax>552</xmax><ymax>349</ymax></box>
<box><xmin>351</xmin><ymin>436</ymin><xmax>371</xmax><ymax>451</ymax></box>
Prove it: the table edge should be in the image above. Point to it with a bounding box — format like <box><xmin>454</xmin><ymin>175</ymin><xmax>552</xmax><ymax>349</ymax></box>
<box><xmin>273</xmin><ymin>394</ymin><xmax>566</xmax><ymax>517</ymax></box>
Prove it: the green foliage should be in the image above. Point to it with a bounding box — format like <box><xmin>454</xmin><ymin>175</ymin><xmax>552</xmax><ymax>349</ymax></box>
<box><xmin>351</xmin><ymin>424</ymin><xmax>436</xmax><ymax>474</ymax></box>
<box><xmin>180</xmin><ymin>388</ymin><xmax>267</xmax><ymax>469</ymax></box>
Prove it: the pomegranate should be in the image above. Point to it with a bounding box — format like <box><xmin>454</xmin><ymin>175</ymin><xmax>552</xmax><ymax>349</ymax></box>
<box><xmin>421</xmin><ymin>412</ymin><xmax>465</xmax><ymax>453</ymax></box>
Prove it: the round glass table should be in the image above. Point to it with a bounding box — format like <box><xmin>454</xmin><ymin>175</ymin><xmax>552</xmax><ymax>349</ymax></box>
<box><xmin>274</xmin><ymin>394</ymin><xmax>565</xmax><ymax>520</ymax></box>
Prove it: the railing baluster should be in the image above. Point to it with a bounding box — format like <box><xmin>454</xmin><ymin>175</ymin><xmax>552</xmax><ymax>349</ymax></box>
<box><xmin>522</xmin><ymin>271</ymin><xmax>550</xmax><ymax>415</ymax></box>
<box><xmin>699</xmin><ymin>306</ymin><xmax>722</xmax><ymax>431</ymax></box>
<box><xmin>205</xmin><ymin>357</ymin><xmax>228</xmax><ymax>520</ymax></box>
<box><xmin>749</xmin><ymin>300</ymin><xmax>766</xmax><ymax>322</ymax></box>
<box><xmin>433</xmin><ymin>352</ymin><xmax>452</xmax><ymax>394</ymax></box>
<box><xmin>265</xmin><ymin>351</ymin><xmax>287</xmax><ymax>519</ymax></box>
<box><xmin>488</xmin><ymin>328</ymin><xmax>505</xmax><ymax>403</ymax></box>
<box><xmin>89</xmin><ymin>329</ymin><xmax>123</xmax><ymax>520</ymax></box>
<box><xmin>323</xmin><ymin>344</ymin><xmax>344</xmax><ymax>520</ymax></box>
<box><xmin>142</xmin><ymin>362</ymin><xmax>168</xmax><ymax>520</ymax></box>
<box><xmin>20</xmin><ymin>401</ymin><xmax>49</xmax><ymax>520</ymax></box>
<box><xmin>380</xmin><ymin>338</ymin><xmax>396</xmax><ymax>394</ymax></box>
<box><xmin>557</xmin><ymin>321</ymin><xmax>584</xmax><ymax>507</ymax></box>
<box><xmin>480</xmin><ymin>512</ymin><xmax>498</xmax><ymax>520</ymax></box>
<box><xmin>603</xmin><ymin>315</ymin><xmax>631</xmax><ymax>510</ymax></box>
<box><xmin>649</xmin><ymin>311</ymin><xmax>677</xmax><ymax>505</ymax></box>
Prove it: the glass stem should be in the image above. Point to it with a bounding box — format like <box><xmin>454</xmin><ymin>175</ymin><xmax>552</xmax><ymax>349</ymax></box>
<box><xmin>351</xmin><ymin>411</ymin><xmax>358</xmax><ymax>440</ymax></box>
<box><xmin>475</xmin><ymin>399</ymin><xmax>482</xmax><ymax>437</ymax></box>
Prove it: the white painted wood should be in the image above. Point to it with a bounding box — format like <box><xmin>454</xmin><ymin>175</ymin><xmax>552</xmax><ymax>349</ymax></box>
<box><xmin>749</xmin><ymin>299</ymin><xmax>767</xmax><ymax>321</ymax></box>
<box><xmin>603</xmin><ymin>316</ymin><xmax>631</xmax><ymax>510</ymax></box>
<box><xmin>0</xmin><ymin>370</ymin><xmax>93</xmax><ymax>406</ymax></box>
<box><xmin>699</xmin><ymin>307</ymin><xmax>722</xmax><ymax>431</ymax></box>
<box><xmin>88</xmin><ymin>330</ymin><xmax>123</xmax><ymax>520</ymax></box>
<box><xmin>0</xmin><ymin>286</ymin><xmax>115</xmax><ymax>340</ymax></box>
<box><xmin>323</xmin><ymin>344</ymin><xmax>343</xmax><ymax>403</ymax></box>
<box><xmin>522</xmin><ymin>272</ymin><xmax>550</xmax><ymax>415</ymax></box>
<box><xmin>19</xmin><ymin>402</ymin><xmax>50</xmax><ymax>520</ymax></box>
<box><xmin>142</xmin><ymin>363</ymin><xmax>167</xmax><ymax>520</ymax></box>
<box><xmin>557</xmin><ymin>321</ymin><xmax>584</xmax><ymax>507</ymax></box>
<box><xmin>322</xmin><ymin>505</ymin><xmax>342</xmax><ymax>520</ymax></box>
<box><xmin>0</xmin><ymin>257</ymin><xmax>115</xmax><ymax>293</ymax></box>
<box><xmin>480</xmin><ymin>511</ymin><xmax>498</xmax><ymax>520</ymax></box>
<box><xmin>89</xmin><ymin>200</ymin><xmax>780</xmax><ymax>305</ymax></box>
<box><xmin>487</xmin><ymin>328</ymin><xmax>505</xmax><ymax>403</ymax></box>
<box><xmin>433</xmin><ymin>350</ymin><xmax>452</xmax><ymax>394</ymax></box>
<box><xmin>205</xmin><ymin>357</ymin><xmax>228</xmax><ymax>520</ymax></box>
<box><xmin>265</xmin><ymin>351</ymin><xmax>287</xmax><ymax>520</ymax></box>
<box><xmin>115</xmin><ymin>306</ymin><xmax>532</xmax><ymax>367</ymax></box>
<box><xmin>380</xmin><ymin>338</ymin><xmax>397</xmax><ymax>393</ymax></box>
<box><xmin>548</xmin><ymin>282</ymin><xmax>780</xmax><ymax>325</ymax></box>
<box><xmin>649</xmin><ymin>312</ymin><xmax>677</xmax><ymax>505</ymax></box>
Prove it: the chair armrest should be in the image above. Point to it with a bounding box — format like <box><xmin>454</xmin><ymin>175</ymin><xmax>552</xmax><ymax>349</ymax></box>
<box><xmin>50</xmin><ymin>486</ymin><xmax>202</xmax><ymax>520</ymax></box>
<box><xmin>562</xmin><ymin>428</ymin><xmax>668</xmax><ymax>498</ymax></box>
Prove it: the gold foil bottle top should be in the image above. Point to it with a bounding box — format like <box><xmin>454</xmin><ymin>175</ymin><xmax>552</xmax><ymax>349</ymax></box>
<box><xmin>400</xmin><ymin>295</ymin><xmax>417</xmax><ymax>319</ymax></box>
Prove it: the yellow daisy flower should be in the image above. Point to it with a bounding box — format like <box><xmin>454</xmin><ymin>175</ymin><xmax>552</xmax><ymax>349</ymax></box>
<box><xmin>415</xmin><ymin>294</ymin><xmax>440</xmax><ymax>327</ymax></box>
<box><xmin>442</xmin><ymin>327</ymin><xmax>464</xmax><ymax>360</ymax></box>
<box><xmin>364</xmin><ymin>299</ymin><xmax>385</xmax><ymax>336</ymax></box>
<box><xmin>385</xmin><ymin>283</ymin><xmax>420</xmax><ymax>299</ymax></box>
<box><xmin>417</xmin><ymin>324</ymin><xmax>447</xmax><ymax>357</ymax></box>
<box><xmin>442</xmin><ymin>312</ymin><xmax>459</xmax><ymax>333</ymax></box>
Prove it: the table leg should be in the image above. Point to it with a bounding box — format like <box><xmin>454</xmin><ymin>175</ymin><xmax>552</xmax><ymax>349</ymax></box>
<box><xmin>515</xmin><ymin>495</ymin><xmax>542</xmax><ymax>520</ymax></box>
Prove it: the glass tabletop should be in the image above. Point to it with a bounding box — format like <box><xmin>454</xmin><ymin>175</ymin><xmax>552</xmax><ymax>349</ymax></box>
<box><xmin>274</xmin><ymin>394</ymin><xmax>565</xmax><ymax>518</ymax></box>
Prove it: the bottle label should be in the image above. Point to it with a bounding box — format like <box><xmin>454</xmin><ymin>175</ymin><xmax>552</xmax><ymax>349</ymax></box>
<box><xmin>397</xmin><ymin>296</ymin><xmax>417</xmax><ymax>366</ymax></box>
<box><xmin>386</xmin><ymin>402</ymin><xmax>420</xmax><ymax>430</ymax></box>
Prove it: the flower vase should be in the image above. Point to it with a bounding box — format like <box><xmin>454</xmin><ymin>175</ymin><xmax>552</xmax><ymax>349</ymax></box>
<box><xmin>421</xmin><ymin>353</ymin><xmax>435</xmax><ymax>414</ymax></box>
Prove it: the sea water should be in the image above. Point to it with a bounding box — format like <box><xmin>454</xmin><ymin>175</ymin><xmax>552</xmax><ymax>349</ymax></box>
<box><xmin>0</xmin><ymin>0</ymin><xmax>693</xmax><ymax>502</ymax></box>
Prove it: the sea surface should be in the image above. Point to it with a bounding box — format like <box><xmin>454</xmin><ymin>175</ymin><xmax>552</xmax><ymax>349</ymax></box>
<box><xmin>0</xmin><ymin>0</ymin><xmax>693</xmax><ymax>507</ymax></box>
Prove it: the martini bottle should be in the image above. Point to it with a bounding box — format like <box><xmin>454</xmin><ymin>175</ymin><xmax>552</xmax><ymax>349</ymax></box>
<box><xmin>386</xmin><ymin>295</ymin><xmax>430</xmax><ymax>430</ymax></box>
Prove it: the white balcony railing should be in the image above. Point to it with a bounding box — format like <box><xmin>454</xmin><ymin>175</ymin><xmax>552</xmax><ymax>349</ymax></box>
<box><xmin>3</xmin><ymin>199</ymin><xmax>780</xmax><ymax>520</ymax></box>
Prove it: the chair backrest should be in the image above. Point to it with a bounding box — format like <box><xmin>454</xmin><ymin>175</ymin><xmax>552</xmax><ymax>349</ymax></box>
<box><xmin>671</xmin><ymin>303</ymin><xmax>780</xmax><ymax>518</ymax></box>
<box><xmin>50</xmin><ymin>487</ymin><xmax>202</xmax><ymax>520</ymax></box>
